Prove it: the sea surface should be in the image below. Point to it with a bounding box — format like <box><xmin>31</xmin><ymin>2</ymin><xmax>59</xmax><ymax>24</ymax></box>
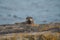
<box><xmin>0</xmin><ymin>0</ymin><xmax>60</xmax><ymax>24</ymax></box>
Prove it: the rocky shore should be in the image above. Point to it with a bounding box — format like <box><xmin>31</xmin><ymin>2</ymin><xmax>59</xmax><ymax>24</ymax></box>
<box><xmin>0</xmin><ymin>22</ymin><xmax>60</xmax><ymax>35</ymax></box>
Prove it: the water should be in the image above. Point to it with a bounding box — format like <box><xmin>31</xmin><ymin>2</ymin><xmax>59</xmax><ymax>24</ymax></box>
<box><xmin>0</xmin><ymin>0</ymin><xmax>60</xmax><ymax>24</ymax></box>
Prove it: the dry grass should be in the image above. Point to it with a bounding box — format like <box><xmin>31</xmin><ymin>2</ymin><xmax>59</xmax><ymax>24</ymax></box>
<box><xmin>0</xmin><ymin>32</ymin><xmax>60</xmax><ymax>40</ymax></box>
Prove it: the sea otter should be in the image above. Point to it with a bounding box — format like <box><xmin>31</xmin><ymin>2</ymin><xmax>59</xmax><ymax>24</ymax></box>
<box><xmin>26</xmin><ymin>17</ymin><xmax>34</xmax><ymax>24</ymax></box>
<box><xmin>20</xmin><ymin>17</ymin><xmax>34</xmax><ymax>24</ymax></box>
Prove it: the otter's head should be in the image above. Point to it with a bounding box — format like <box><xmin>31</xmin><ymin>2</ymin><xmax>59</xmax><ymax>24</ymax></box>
<box><xmin>26</xmin><ymin>17</ymin><xmax>34</xmax><ymax>24</ymax></box>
